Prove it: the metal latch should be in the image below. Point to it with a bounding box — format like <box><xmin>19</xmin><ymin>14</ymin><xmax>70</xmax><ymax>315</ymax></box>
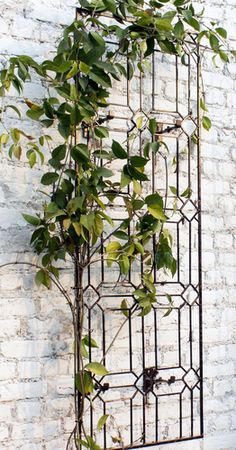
<box><xmin>143</xmin><ymin>367</ymin><xmax>176</xmax><ymax>394</ymax></box>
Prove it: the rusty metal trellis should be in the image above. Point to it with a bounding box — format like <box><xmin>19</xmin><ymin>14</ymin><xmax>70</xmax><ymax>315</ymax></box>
<box><xmin>76</xmin><ymin>8</ymin><xmax>203</xmax><ymax>449</ymax></box>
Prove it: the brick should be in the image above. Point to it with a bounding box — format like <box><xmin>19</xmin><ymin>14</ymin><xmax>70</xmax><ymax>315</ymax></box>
<box><xmin>56</xmin><ymin>376</ymin><xmax>73</xmax><ymax>395</ymax></box>
<box><xmin>12</xmin><ymin>422</ymin><xmax>41</xmax><ymax>439</ymax></box>
<box><xmin>207</xmin><ymin>345</ymin><xmax>227</xmax><ymax>362</ymax></box>
<box><xmin>17</xmin><ymin>400</ymin><xmax>41</xmax><ymax>419</ymax></box>
<box><xmin>0</xmin><ymin>381</ymin><xmax>47</xmax><ymax>401</ymax></box>
<box><xmin>18</xmin><ymin>361</ymin><xmax>41</xmax><ymax>379</ymax></box>
<box><xmin>1</xmin><ymin>340</ymin><xmax>52</xmax><ymax>359</ymax></box>
<box><xmin>0</xmin><ymin>0</ymin><xmax>236</xmax><ymax>448</ymax></box>
<box><xmin>45</xmin><ymin>398</ymin><xmax>71</xmax><ymax>418</ymax></box>
<box><xmin>0</xmin><ymin>319</ymin><xmax>21</xmax><ymax>337</ymax></box>
<box><xmin>0</xmin><ymin>362</ymin><xmax>16</xmax><ymax>381</ymax></box>
<box><xmin>214</xmin><ymin>379</ymin><xmax>233</xmax><ymax>397</ymax></box>
<box><xmin>0</xmin><ymin>424</ymin><xmax>8</xmax><ymax>440</ymax></box>
<box><xmin>204</xmin><ymin>361</ymin><xmax>235</xmax><ymax>378</ymax></box>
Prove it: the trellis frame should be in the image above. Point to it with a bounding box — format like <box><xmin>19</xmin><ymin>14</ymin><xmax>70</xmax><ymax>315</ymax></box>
<box><xmin>75</xmin><ymin>8</ymin><xmax>203</xmax><ymax>448</ymax></box>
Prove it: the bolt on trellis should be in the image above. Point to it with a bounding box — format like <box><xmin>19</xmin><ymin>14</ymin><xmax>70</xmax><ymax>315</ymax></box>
<box><xmin>75</xmin><ymin>8</ymin><xmax>203</xmax><ymax>449</ymax></box>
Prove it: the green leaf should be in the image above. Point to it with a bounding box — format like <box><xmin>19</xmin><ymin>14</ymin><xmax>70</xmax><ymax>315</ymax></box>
<box><xmin>11</xmin><ymin>128</ymin><xmax>20</xmax><ymax>143</ymax></box>
<box><xmin>12</xmin><ymin>144</ymin><xmax>22</xmax><ymax>160</ymax></box>
<box><xmin>81</xmin><ymin>341</ymin><xmax>89</xmax><ymax>358</ymax></box>
<box><xmin>82</xmin><ymin>46</ymin><xmax>106</xmax><ymax>66</ymax></box>
<box><xmin>119</xmin><ymin>254</ymin><xmax>129</xmax><ymax>275</ymax></box>
<box><xmin>35</xmin><ymin>269</ymin><xmax>51</xmax><ymax>289</ymax></box>
<box><xmin>97</xmin><ymin>414</ymin><xmax>109</xmax><ymax>431</ymax></box>
<box><xmin>79</xmin><ymin>61</ymin><xmax>90</xmax><ymax>74</ymax></box>
<box><xmin>155</xmin><ymin>235</ymin><xmax>177</xmax><ymax>277</ymax></box>
<box><xmin>112</xmin><ymin>140</ymin><xmax>127</xmax><ymax>159</ymax></box>
<box><xmin>73</xmin><ymin>222</ymin><xmax>82</xmax><ymax>237</ymax></box>
<box><xmin>6</xmin><ymin>104</ymin><xmax>21</xmax><ymax>118</ymax></box>
<box><xmin>75</xmin><ymin>371</ymin><xmax>94</xmax><ymax>395</ymax></box>
<box><xmin>70</xmin><ymin>84</ymin><xmax>78</xmax><ymax>101</ymax></box>
<box><xmin>57</xmin><ymin>60</ymin><xmax>73</xmax><ymax>73</ymax></box>
<box><xmin>155</xmin><ymin>18</ymin><xmax>173</xmax><ymax>32</ymax></box>
<box><xmin>66</xmin><ymin>61</ymin><xmax>78</xmax><ymax>79</ymax></box>
<box><xmin>43</xmin><ymin>100</ymin><xmax>54</xmax><ymax>119</ymax></box>
<box><xmin>89</xmin><ymin>31</ymin><xmax>105</xmax><ymax>48</ymax></box>
<box><xmin>174</xmin><ymin>0</ymin><xmax>189</xmax><ymax>4</ymax></box>
<box><xmin>127</xmin><ymin>61</ymin><xmax>134</xmax><ymax>80</ymax></box>
<box><xmin>121</xmin><ymin>299</ymin><xmax>129</xmax><ymax>318</ymax></box>
<box><xmin>93</xmin><ymin>150</ymin><xmax>111</xmax><ymax>160</ymax></box>
<box><xmin>148</xmin><ymin>206</ymin><xmax>167</xmax><ymax>221</ymax></box>
<box><xmin>202</xmin><ymin>116</ymin><xmax>212</xmax><ymax>131</ymax></box>
<box><xmin>26</xmin><ymin>108</ymin><xmax>44</xmax><ymax>121</ymax></box>
<box><xmin>85</xmin><ymin>362</ymin><xmax>109</xmax><ymax>376</ymax></box>
<box><xmin>181</xmin><ymin>187</ymin><xmax>192</xmax><ymax>198</ymax></box>
<box><xmin>127</xmin><ymin>165</ymin><xmax>148</xmax><ymax>181</ymax></box>
<box><xmin>0</xmin><ymin>133</ymin><xmax>9</xmax><ymax>146</ymax></box>
<box><xmin>159</xmin><ymin>40</ymin><xmax>177</xmax><ymax>54</ymax></box>
<box><xmin>22</xmin><ymin>213</ymin><xmax>40</xmax><ymax>226</ymax></box>
<box><xmin>95</xmin><ymin>167</ymin><xmax>113</xmax><ymax>178</ymax></box>
<box><xmin>71</xmin><ymin>144</ymin><xmax>89</xmax><ymax>163</ymax></box>
<box><xmin>89</xmin><ymin>68</ymin><xmax>111</xmax><ymax>88</ymax></box>
<box><xmin>41</xmin><ymin>172</ymin><xmax>59</xmax><ymax>185</ymax></box>
<box><xmin>83</xmin><ymin>335</ymin><xmax>99</xmax><ymax>348</ymax></box>
<box><xmin>163</xmin><ymin>307</ymin><xmax>172</xmax><ymax>317</ymax></box>
<box><xmin>200</xmin><ymin>98</ymin><xmax>208</xmax><ymax>112</ymax></box>
<box><xmin>174</xmin><ymin>20</ymin><xmax>185</xmax><ymax>39</ymax></box>
<box><xmin>67</xmin><ymin>196</ymin><xmax>84</xmax><ymax>214</ymax></box>
<box><xmin>138</xmin><ymin>304</ymin><xmax>152</xmax><ymax>316</ymax></box>
<box><xmin>148</xmin><ymin>118</ymin><xmax>157</xmax><ymax>135</ymax></box>
<box><xmin>94</xmin><ymin>126</ymin><xmax>109</xmax><ymax>139</ymax></box>
<box><xmin>133</xmin><ymin>179</ymin><xmax>142</xmax><ymax>195</ymax></box>
<box><xmin>144</xmin><ymin>37</ymin><xmax>155</xmax><ymax>57</ymax></box>
<box><xmin>76</xmin><ymin>439</ymin><xmax>89</xmax><ymax>449</ymax></box>
<box><xmin>81</xmin><ymin>213</ymin><xmax>95</xmax><ymax>232</ymax></box>
<box><xmin>145</xmin><ymin>193</ymin><xmax>163</xmax><ymax>208</ymax></box>
<box><xmin>209</xmin><ymin>33</ymin><xmax>220</xmax><ymax>52</ymax></box>
<box><xmin>135</xmin><ymin>242</ymin><xmax>144</xmax><ymax>255</ymax></box>
<box><xmin>86</xmin><ymin>437</ymin><xmax>101</xmax><ymax>450</ymax></box>
<box><xmin>130</xmin><ymin>156</ymin><xmax>148</xmax><ymax>168</ymax></box>
<box><xmin>106</xmin><ymin>241</ymin><xmax>121</xmax><ymax>253</ymax></box>
<box><xmin>169</xmin><ymin>185</ymin><xmax>177</xmax><ymax>195</ymax></box>
<box><xmin>103</xmin><ymin>0</ymin><xmax>116</xmax><ymax>13</ymax></box>
<box><xmin>185</xmin><ymin>17</ymin><xmax>200</xmax><ymax>31</ymax></box>
<box><xmin>215</xmin><ymin>27</ymin><xmax>227</xmax><ymax>39</ymax></box>
<box><xmin>52</xmin><ymin>144</ymin><xmax>66</xmax><ymax>161</ymax></box>
<box><xmin>27</xmin><ymin>150</ymin><xmax>37</xmax><ymax>168</ymax></box>
<box><xmin>113</xmin><ymin>231</ymin><xmax>129</xmax><ymax>240</ymax></box>
<box><xmin>45</xmin><ymin>202</ymin><xmax>64</xmax><ymax>219</ymax></box>
<box><xmin>219</xmin><ymin>50</ymin><xmax>229</xmax><ymax>63</ymax></box>
<box><xmin>120</xmin><ymin>171</ymin><xmax>131</xmax><ymax>189</ymax></box>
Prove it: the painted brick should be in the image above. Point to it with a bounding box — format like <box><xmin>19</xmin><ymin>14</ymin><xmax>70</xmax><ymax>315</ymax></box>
<box><xmin>1</xmin><ymin>340</ymin><xmax>52</xmax><ymax>359</ymax></box>
<box><xmin>18</xmin><ymin>361</ymin><xmax>41</xmax><ymax>379</ymax></box>
<box><xmin>0</xmin><ymin>381</ymin><xmax>47</xmax><ymax>401</ymax></box>
<box><xmin>17</xmin><ymin>400</ymin><xmax>42</xmax><ymax>419</ymax></box>
<box><xmin>0</xmin><ymin>362</ymin><xmax>17</xmax><ymax>381</ymax></box>
<box><xmin>0</xmin><ymin>0</ymin><xmax>236</xmax><ymax>449</ymax></box>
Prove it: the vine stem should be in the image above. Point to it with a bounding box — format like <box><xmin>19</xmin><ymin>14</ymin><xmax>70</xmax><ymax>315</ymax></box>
<box><xmin>0</xmin><ymin>261</ymin><xmax>74</xmax><ymax>311</ymax></box>
<box><xmin>66</xmin><ymin>425</ymin><xmax>77</xmax><ymax>450</ymax></box>
<box><xmin>99</xmin><ymin>305</ymin><xmax>138</xmax><ymax>365</ymax></box>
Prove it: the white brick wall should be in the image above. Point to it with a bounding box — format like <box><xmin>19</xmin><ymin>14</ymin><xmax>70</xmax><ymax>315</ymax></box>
<box><xmin>0</xmin><ymin>1</ymin><xmax>235</xmax><ymax>449</ymax></box>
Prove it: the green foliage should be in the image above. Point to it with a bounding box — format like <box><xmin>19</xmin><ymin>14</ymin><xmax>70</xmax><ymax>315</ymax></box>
<box><xmin>85</xmin><ymin>362</ymin><xmax>109</xmax><ymax>376</ymax></box>
<box><xmin>155</xmin><ymin>233</ymin><xmax>177</xmax><ymax>277</ymax></box>
<box><xmin>97</xmin><ymin>414</ymin><xmax>109</xmax><ymax>431</ymax></box>
<box><xmin>202</xmin><ymin>116</ymin><xmax>212</xmax><ymax>131</ymax></box>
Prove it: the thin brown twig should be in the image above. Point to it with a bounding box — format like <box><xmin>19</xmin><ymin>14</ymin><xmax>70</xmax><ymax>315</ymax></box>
<box><xmin>0</xmin><ymin>261</ymin><xmax>74</xmax><ymax>311</ymax></box>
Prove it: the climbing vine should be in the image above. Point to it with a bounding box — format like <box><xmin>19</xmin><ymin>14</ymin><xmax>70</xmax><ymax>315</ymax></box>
<box><xmin>0</xmin><ymin>0</ymin><xmax>231</xmax><ymax>449</ymax></box>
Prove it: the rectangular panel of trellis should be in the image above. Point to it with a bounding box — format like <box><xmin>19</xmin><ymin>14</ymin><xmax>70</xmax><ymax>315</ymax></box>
<box><xmin>77</xmin><ymin>8</ymin><xmax>203</xmax><ymax>449</ymax></box>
